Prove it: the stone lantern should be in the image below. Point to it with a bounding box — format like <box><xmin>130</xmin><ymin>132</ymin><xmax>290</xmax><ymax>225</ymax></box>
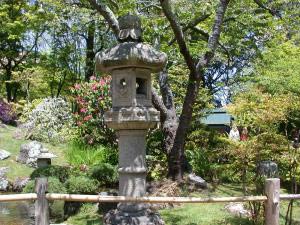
<box><xmin>36</xmin><ymin>148</ymin><xmax>57</xmax><ymax>168</ymax></box>
<box><xmin>96</xmin><ymin>14</ymin><xmax>167</xmax><ymax>225</ymax></box>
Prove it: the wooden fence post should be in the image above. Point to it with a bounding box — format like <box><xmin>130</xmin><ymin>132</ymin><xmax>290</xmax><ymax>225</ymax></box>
<box><xmin>265</xmin><ymin>178</ymin><xmax>280</xmax><ymax>225</ymax></box>
<box><xmin>35</xmin><ymin>178</ymin><xmax>49</xmax><ymax>225</ymax></box>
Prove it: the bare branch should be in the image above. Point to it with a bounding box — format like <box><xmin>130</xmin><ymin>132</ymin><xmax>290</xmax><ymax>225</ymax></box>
<box><xmin>191</xmin><ymin>27</ymin><xmax>209</xmax><ymax>40</ymax></box>
<box><xmin>168</xmin><ymin>13</ymin><xmax>211</xmax><ymax>45</ymax></box>
<box><xmin>196</xmin><ymin>0</ymin><xmax>230</xmax><ymax>71</ymax></box>
<box><xmin>159</xmin><ymin>0</ymin><xmax>196</xmax><ymax>76</ymax></box>
<box><xmin>87</xmin><ymin>0</ymin><xmax>120</xmax><ymax>37</ymax></box>
<box><xmin>158</xmin><ymin>69</ymin><xmax>175</xmax><ymax>110</ymax></box>
<box><xmin>14</xmin><ymin>29</ymin><xmax>45</xmax><ymax>68</ymax></box>
<box><xmin>152</xmin><ymin>88</ymin><xmax>168</xmax><ymax>117</ymax></box>
<box><xmin>253</xmin><ymin>0</ymin><xmax>281</xmax><ymax>18</ymax></box>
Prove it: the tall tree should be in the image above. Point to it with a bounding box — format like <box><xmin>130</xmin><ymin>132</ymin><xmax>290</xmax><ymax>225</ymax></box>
<box><xmin>0</xmin><ymin>0</ymin><xmax>46</xmax><ymax>101</ymax></box>
<box><xmin>87</xmin><ymin>0</ymin><xmax>297</xmax><ymax>180</ymax></box>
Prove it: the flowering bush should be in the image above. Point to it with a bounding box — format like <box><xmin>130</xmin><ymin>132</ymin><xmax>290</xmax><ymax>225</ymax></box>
<box><xmin>71</xmin><ymin>76</ymin><xmax>115</xmax><ymax>146</ymax></box>
<box><xmin>23</xmin><ymin>97</ymin><xmax>72</xmax><ymax>143</ymax></box>
<box><xmin>0</xmin><ymin>98</ymin><xmax>17</xmax><ymax>124</ymax></box>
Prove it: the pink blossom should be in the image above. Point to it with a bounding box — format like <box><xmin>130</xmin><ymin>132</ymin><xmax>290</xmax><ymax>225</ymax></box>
<box><xmin>80</xmin><ymin>108</ymin><xmax>88</xmax><ymax>113</ymax></box>
<box><xmin>91</xmin><ymin>83</ymin><xmax>98</xmax><ymax>91</ymax></box>
<box><xmin>90</xmin><ymin>75</ymin><xmax>96</xmax><ymax>81</ymax></box>
<box><xmin>77</xmin><ymin>121</ymin><xmax>83</xmax><ymax>126</ymax></box>
<box><xmin>99</xmin><ymin>79</ymin><xmax>106</xmax><ymax>86</ymax></box>
<box><xmin>84</xmin><ymin>115</ymin><xmax>92</xmax><ymax>121</ymax></box>
<box><xmin>74</xmin><ymin>83</ymin><xmax>81</xmax><ymax>90</ymax></box>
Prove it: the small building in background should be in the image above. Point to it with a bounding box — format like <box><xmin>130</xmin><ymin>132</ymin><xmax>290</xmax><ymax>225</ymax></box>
<box><xmin>200</xmin><ymin>108</ymin><xmax>234</xmax><ymax>134</ymax></box>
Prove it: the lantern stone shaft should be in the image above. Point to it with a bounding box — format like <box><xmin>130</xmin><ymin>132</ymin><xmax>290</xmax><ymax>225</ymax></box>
<box><xmin>95</xmin><ymin>14</ymin><xmax>167</xmax><ymax>225</ymax></box>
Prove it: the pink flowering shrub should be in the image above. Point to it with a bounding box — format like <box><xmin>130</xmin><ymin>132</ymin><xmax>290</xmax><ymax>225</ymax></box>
<box><xmin>71</xmin><ymin>76</ymin><xmax>116</xmax><ymax>146</ymax></box>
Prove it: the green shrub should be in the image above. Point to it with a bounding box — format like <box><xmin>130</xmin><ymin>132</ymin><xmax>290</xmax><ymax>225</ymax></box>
<box><xmin>66</xmin><ymin>140</ymin><xmax>118</xmax><ymax>167</ymax></box>
<box><xmin>23</xmin><ymin>177</ymin><xmax>67</xmax><ymax>193</ymax></box>
<box><xmin>30</xmin><ymin>165</ymin><xmax>70</xmax><ymax>183</ymax></box>
<box><xmin>146</xmin><ymin>129</ymin><xmax>168</xmax><ymax>181</ymax></box>
<box><xmin>65</xmin><ymin>176</ymin><xmax>99</xmax><ymax>194</ymax></box>
<box><xmin>89</xmin><ymin>163</ymin><xmax>118</xmax><ymax>186</ymax></box>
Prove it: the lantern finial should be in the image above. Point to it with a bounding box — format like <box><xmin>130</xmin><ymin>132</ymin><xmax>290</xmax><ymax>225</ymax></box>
<box><xmin>118</xmin><ymin>14</ymin><xmax>142</xmax><ymax>42</ymax></box>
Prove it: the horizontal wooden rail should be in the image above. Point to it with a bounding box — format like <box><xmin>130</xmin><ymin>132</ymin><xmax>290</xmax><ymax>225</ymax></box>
<box><xmin>280</xmin><ymin>194</ymin><xmax>300</xmax><ymax>200</ymax></box>
<box><xmin>46</xmin><ymin>193</ymin><xmax>268</xmax><ymax>203</ymax></box>
<box><xmin>0</xmin><ymin>193</ymin><xmax>267</xmax><ymax>203</ymax></box>
<box><xmin>1</xmin><ymin>193</ymin><xmax>299</xmax><ymax>203</ymax></box>
<box><xmin>0</xmin><ymin>193</ymin><xmax>37</xmax><ymax>202</ymax></box>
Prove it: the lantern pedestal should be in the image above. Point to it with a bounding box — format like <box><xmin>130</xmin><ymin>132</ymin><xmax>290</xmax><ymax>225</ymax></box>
<box><xmin>104</xmin><ymin>208</ymin><xmax>164</xmax><ymax>225</ymax></box>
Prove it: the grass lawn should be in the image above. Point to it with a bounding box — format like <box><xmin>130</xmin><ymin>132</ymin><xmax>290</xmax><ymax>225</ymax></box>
<box><xmin>0</xmin><ymin>125</ymin><xmax>68</xmax><ymax>181</ymax></box>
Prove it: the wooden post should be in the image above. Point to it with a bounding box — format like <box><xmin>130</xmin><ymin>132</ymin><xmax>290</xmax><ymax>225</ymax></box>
<box><xmin>265</xmin><ymin>178</ymin><xmax>280</xmax><ymax>225</ymax></box>
<box><xmin>35</xmin><ymin>178</ymin><xmax>49</xmax><ymax>225</ymax></box>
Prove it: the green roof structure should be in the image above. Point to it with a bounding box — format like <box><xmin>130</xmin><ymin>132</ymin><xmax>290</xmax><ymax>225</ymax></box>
<box><xmin>200</xmin><ymin>108</ymin><xmax>233</xmax><ymax>128</ymax></box>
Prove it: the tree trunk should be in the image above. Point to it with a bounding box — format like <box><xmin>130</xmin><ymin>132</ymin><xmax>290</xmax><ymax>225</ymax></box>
<box><xmin>158</xmin><ymin>69</ymin><xmax>178</xmax><ymax>155</ymax></box>
<box><xmin>85</xmin><ymin>21</ymin><xmax>95</xmax><ymax>81</ymax></box>
<box><xmin>5</xmin><ymin>65</ymin><xmax>12</xmax><ymax>102</ymax></box>
<box><xmin>168</xmin><ymin>77</ymin><xmax>201</xmax><ymax>180</ymax></box>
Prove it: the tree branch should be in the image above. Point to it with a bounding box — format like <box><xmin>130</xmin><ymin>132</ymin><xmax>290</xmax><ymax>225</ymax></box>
<box><xmin>152</xmin><ymin>88</ymin><xmax>168</xmax><ymax>117</ymax></box>
<box><xmin>253</xmin><ymin>0</ymin><xmax>281</xmax><ymax>18</ymax></box>
<box><xmin>168</xmin><ymin>13</ymin><xmax>211</xmax><ymax>46</ymax></box>
<box><xmin>196</xmin><ymin>0</ymin><xmax>230</xmax><ymax>72</ymax></box>
<box><xmin>159</xmin><ymin>0</ymin><xmax>196</xmax><ymax>76</ymax></box>
<box><xmin>158</xmin><ymin>68</ymin><xmax>175</xmax><ymax>110</ymax></box>
<box><xmin>87</xmin><ymin>0</ymin><xmax>120</xmax><ymax>37</ymax></box>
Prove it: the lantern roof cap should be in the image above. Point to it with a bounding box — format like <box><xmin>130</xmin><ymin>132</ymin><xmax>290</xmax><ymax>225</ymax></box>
<box><xmin>37</xmin><ymin>148</ymin><xmax>57</xmax><ymax>159</ymax></box>
<box><xmin>96</xmin><ymin>42</ymin><xmax>167</xmax><ymax>73</ymax></box>
<box><xmin>96</xmin><ymin>15</ymin><xmax>167</xmax><ymax>73</ymax></box>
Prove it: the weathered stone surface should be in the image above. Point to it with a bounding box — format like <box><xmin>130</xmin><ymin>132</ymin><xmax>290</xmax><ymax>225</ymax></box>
<box><xmin>98</xmin><ymin>192</ymin><xmax>118</xmax><ymax>214</ymax></box>
<box><xmin>0</xmin><ymin>167</ymin><xmax>9</xmax><ymax>177</ymax></box>
<box><xmin>0</xmin><ymin>149</ymin><xmax>10</xmax><ymax>160</ymax></box>
<box><xmin>12</xmin><ymin>177</ymin><xmax>30</xmax><ymax>192</ymax></box>
<box><xmin>96</xmin><ymin>42</ymin><xmax>167</xmax><ymax>73</ymax></box>
<box><xmin>17</xmin><ymin>141</ymin><xmax>43</xmax><ymax>167</ymax></box>
<box><xmin>188</xmin><ymin>173</ymin><xmax>208</xmax><ymax>188</ymax></box>
<box><xmin>0</xmin><ymin>177</ymin><xmax>9</xmax><ymax>191</ymax></box>
<box><xmin>104</xmin><ymin>208</ymin><xmax>165</xmax><ymax>225</ymax></box>
<box><xmin>225</xmin><ymin>202</ymin><xmax>251</xmax><ymax>217</ymax></box>
<box><xmin>104</xmin><ymin>107</ymin><xmax>159</xmax><ymax>130</ymax></box>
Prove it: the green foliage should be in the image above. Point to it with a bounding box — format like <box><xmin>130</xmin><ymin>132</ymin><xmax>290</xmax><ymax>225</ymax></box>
<box><xmin>65</xmin><ymin>176</ymin><xmax>99</xmax><ymax>194</ymax></box>
<box><xmin>23</xmin><ymin>177</ymin><xmax>66</xmax><ymax>193</ymax></box>
<box><xmin>30</xmin><ymin>165</ymin><xmax>70</xmax><ymax>183</ymax></box>
<box><xmin>65</xmin><ymin>140</ymin><xmax>118</xmax><ymax>167</ymax></box>
<box><xmin>88</xmin><ymin>163</ymin><xmax>118</xmax><ymax>186</ymax></box>
<box><xmin>146</xmin><ymin>129</ymin><xmax>168</xmax><ymax>180</ymax></box>
<box><xmin>186</xmin><ymin>125</ymin><xmax>230</xmax><ymax>181</ymax></box>
<box><xmin>19</xmin><ymin>98</ymin><xmax>44</xmax><ymax>122</ymax></box>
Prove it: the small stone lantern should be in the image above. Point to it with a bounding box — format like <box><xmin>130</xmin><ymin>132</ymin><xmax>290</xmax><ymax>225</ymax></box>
<box><xmin>96</xmin><ymin>14</ymin><xmax>167</xmax><ymax>225</ymax></box>
<box><xmin>36</xmin><ymin>148</ymin><xmax>57</xmax><ymax>168</ymax></box>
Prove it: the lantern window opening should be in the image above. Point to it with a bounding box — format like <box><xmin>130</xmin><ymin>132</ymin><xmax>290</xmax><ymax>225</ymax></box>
<box><xmin>136</xmin><ymin>77</ymin><xmax>147</xmax><ymax>98</ymax></box>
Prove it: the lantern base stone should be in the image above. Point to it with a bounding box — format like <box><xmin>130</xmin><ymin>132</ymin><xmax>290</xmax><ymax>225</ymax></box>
<box><xmin>103</xmin><ymin>208</ymin><xmax>165</xmax><ymax>225</ymax></box>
